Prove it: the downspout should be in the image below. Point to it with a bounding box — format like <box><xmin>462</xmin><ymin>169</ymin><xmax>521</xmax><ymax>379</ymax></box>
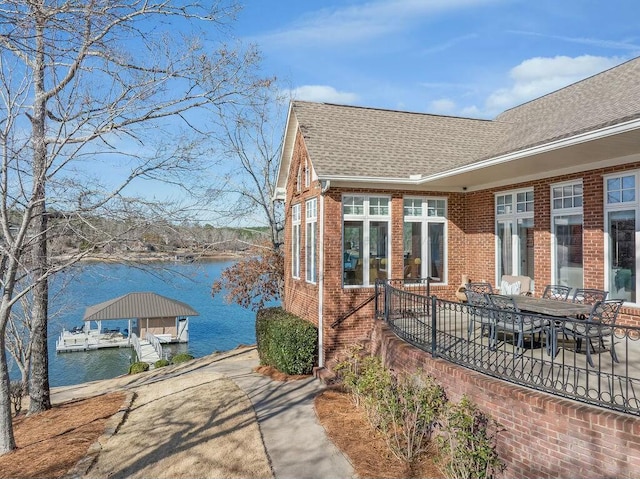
<box><xmin>318</xmin><ymin>180</ymin><xmax>330</xmax><ymax>367</ymax></box>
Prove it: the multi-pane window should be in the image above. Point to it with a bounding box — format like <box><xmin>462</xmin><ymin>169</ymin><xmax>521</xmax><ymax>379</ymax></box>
<box><xmin>296</xmin><ymin>164</ymin><xmax>302</xmax><ymax>193</ymax></box>
<box><xmin>551</xmin><ymin>181</ymin><xmax>583</xmax><ymax>289</ymax></box>
<box><xmin>605</xmin><ymin>173</ymin><xmax>637</xmax><ymax>303</ymax></box>
<box><xmin>403</xmin><ymin>197</ymin><xmax>446</xmax><ymax>283</ymax></box>
<box><xmin>343</xmin><ymin>195</ymin><xmax>390</xmax><ymax>287</ymax></box>
<box><xmin>304</xmin><ymin>158</ymin><xmax>310</xmax><ymax>188</ymax></box>
<box><xmin>305</xmin><ymin>198</ymin><xmax>317</xmax><ymax>283</ymax></box>
<box><xmin>495</xmin><ymin>189</ymin><xmax>534</xmax><ymax>283</ymax></box>
<box><xmin>291</xmin><ymin>204</ymin><xmax>301</xmax><ymax>279</ymax></box>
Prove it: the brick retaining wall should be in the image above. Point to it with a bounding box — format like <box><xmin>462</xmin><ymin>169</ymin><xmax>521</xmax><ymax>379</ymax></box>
<box><xmin>370</xmin><ymin>320</ymin><xmax>640</xmax><ymax>479</ymax></box>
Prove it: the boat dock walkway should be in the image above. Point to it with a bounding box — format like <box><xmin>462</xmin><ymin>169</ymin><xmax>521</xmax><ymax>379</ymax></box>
<box><xmin>56</xmin><ymin>329</ymin><xmax>162</xmax><ymax>365</ymax></box>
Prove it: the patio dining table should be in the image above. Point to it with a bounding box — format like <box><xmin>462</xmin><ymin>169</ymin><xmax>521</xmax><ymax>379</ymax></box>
<box><xmin>508</xmin><ymin>295</ymin><xmax>592</xmax><ymax>317</ymax></box>
<box><xmin>508</xmin><ymin>295</ymin><xmax>593</xmax><ymax>358</ymax></box>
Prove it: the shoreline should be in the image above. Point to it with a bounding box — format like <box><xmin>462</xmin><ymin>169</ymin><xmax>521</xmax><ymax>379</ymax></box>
<box><xmin>55</xmin><ymin>250</ymin><xmax>245</xmax><ymax>264</ymax></box>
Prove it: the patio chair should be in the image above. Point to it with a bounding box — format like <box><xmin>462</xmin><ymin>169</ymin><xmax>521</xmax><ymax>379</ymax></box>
<box><xmin>500</xmin><ymin>275</ymin><xmax>533</xmax><ymax>296</ymax></box>
<box><xmin>571</xmin><ymin>288</ymin><xmax>608</xmax><ymax>319</ymax></box>
<box><xmin>487</xmin><ymin>294</ymin><xmax>545</xmax><ymax>353</ymax></box>
<box><xmin>542</xmin><ymin>285</ymin><xmax>572</xmax><ymax>301</ymax></box>
<box><xmin>571</xmin><ymin>288</ymin><xmax>608</xmax><ymax>304</ymax></box>
<box><xmin>466</xmin><ymin>282</ymin><xmax>494</xmax><ymax>295</ymax></box>
<box><xmin>464</xmin><ymin>289</ymin><xmax>493</xmax><ymax>341</ymax></box>
<box><xmin>561</xmin><ymin>299</ymin><xmax>624</xmax><ymax>367</ymax></box>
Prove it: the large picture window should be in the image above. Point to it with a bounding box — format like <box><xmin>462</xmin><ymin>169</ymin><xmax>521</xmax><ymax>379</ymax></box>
<box><xmin>403</xmin><ymin>197</ymin><xmax>446</xmax><ymax>283</ymax></box>
<box><xmin>495</xmin><ymin>189</ymin><xmax>534</xmax><ymax>284</ymax></box>
<box><xmin>343</xmin><ymin>195</ymin><xmax>390</xmax><ymax>287</ymax></box>
<box><xmin>605</xmin><ymin>173</ymin><xmax>637</xmax><ymax>303</ymax></box>
<box><xmin>306</xmin><ymin>198</ymin><xmax>317</xmax><ymax>283</ymax></box>
<box><xmin>551</xmin><ymin>181</ymin><xmax>583</xmax><ymax>289</ymax></box>
<box><xmin>292</xmin><ymin>204</ymin><xmax>301</xmax><ymax>279</ymax></box>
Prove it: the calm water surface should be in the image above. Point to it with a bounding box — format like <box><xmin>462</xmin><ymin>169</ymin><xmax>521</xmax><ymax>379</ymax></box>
<box><xmin>11</xmin><ymin>259</ymin><xmax>264</xmax><ymax>387</ymax></box>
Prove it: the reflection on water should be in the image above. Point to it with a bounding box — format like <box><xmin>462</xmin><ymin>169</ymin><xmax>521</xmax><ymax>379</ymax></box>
<box><xmin>8</xmin><ymin>259</ymin><xmax>267</xmax><ymax>387</ymax></box>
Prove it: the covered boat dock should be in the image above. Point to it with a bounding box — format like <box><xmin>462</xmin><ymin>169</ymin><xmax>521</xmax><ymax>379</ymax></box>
<box><xmin>56</xmin><ymin>292</ymin><xmax>199</xmax><ymax>364</ymax></box>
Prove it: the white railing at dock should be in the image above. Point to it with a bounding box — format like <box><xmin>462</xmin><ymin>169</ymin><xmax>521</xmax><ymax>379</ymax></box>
<box><xmin>130</xmin><ymin>333</ymin><xmax>143</xmax><ymax>361</ymax></box>
<box><xmin>145</xmin><ymin>332</ymin><xmax>164</xmax><ymax>360</ymax></box>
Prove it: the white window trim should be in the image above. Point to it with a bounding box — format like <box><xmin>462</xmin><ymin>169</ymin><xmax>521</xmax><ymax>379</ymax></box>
<box><xmin>494</xmin><ymin>188</ymin><xmax>534</xmax><ymax>285</ymax></box>
<box><xmin>292</xmin><ymin>203</ymin><xmax>301</xmax><ymax>279</ymax></box>
<box><xmin>306</xmin><ymin>198</ymin><xmax>318</xmax><ymax>284</ymax></box>
<box><xmin>403</xmin><ymin>196</ymin><xmax>448</xmax><ymax>284</ymax></box>
<box><xmin>604</xmin><ymin>170</ymin><xmax>639</xmax><ymax>305</ymax></box>
<box><xmin>342</xmin><ymin>194</ymin><xmax>392</xmax><ymax>288</ymax></box>
<box><xmin>550</xmin><ymin>180</ymin><xmax>583</xmax><ymax>288</ymax></box>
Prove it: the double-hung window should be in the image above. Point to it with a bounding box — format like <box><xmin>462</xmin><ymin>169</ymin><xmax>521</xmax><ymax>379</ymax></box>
<box><xmin>551</xmin><ymin>181</ymin><xmax>583</xmax><ymax>289</ymax></box>
<box><xmin>343</xmin><ymin>195</ymin><xmax>390</xmax><ymax>287</ymax></box>
<box><xmin>403</xmin><ymin>197</ymin><xmax>447</xmax><ymax>282</ymax></box>
<box><xmin>305</xmin><ymin>198</ymin><xmax>317</xmax><ymax>283</ymax></box>
<box><xmin>291</xmin><ymin>204</ymin><xmax>301</xmax><ymax>279</ymax></box>
<box><xmin>605</xmin><ymin>172</ymin><xmax>637</xmax><ymax>303</ymax></box>
<box><xmin>495</xmin><ymin>189</ymin><xmax>534</xmax><ymax>283</ymax></box>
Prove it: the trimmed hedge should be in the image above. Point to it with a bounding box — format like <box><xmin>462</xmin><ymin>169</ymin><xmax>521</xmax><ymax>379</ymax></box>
<box><xmin>170</xmin><ymin>353</ymin><xmax>194</xmax><ymax>364</ymax></box>
<box><xmin>154</xmin><ymin>359</ymin><xmax>170</xmax><ymax>368</ymax></box>
<box><xmin>256</xmin><ymin>307</ymin><xmax>317</xmax><ymax>375</ymax></box>
<box><xmin>128</xmin><ymin>361</ymin><xmax>150</xmax><ymax>374</ymax></box>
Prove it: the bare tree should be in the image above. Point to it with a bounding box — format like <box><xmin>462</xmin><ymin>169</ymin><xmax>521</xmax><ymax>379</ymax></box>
<box><xmin>209</xmin><ymin>82</ymin><xmax>286</xmax><ymax>309</ymax></box>
<box><xmin>0</xmin><ymin>0</ymin><xmax>265</xmax><ymax>454</ymax></box>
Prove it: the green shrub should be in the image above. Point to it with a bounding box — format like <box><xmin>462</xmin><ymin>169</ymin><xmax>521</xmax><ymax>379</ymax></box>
<box><xmin>154</xmin><ymin>359</ymin><xmax>170</xmax><ymax>368</ymax></box>
<box><xmin>128</xmin><ymin>361</ymin><xmax>150</xmax><ymax>374</ymax></box>
<box><xmin>437</xmin><ymin>395</ymin><xmax>504</xmax><ymax>479</ymax></box>
<box><xmin>336</xmin><ymin>346</ymin><xmax>446</xmax><ymax>464</ymax></box>
<box><xmin>170</xmin><ymin>353</ymin><xmax>194</xmax><ymax>364</ymax></box>
<box><xmin>256</xmin><ymin>307</ymin><xmax>317</xmax><ymax>375</ymax></box>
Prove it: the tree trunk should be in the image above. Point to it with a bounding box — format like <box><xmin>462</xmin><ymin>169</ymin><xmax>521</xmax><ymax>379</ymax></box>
<box><xmin>28</xmin><ymin>12</ymin><xmax>51</xmax><ymax>413</ymax></box>
<box><xmin>28</xmin><ymin>276</ymin><xmax>50</xmax><ymax>413</ymax></box>
<box><xmin>0</xmin><ymin>328</ymin><xmax>16</xmax><ymax>453</ymax></box>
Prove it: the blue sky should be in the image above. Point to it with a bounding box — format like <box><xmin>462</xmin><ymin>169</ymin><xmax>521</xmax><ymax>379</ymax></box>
<box><xmin>234</xmin><ymin>0</ymin><xmax>639</xmax><ymax>119</ymax></box>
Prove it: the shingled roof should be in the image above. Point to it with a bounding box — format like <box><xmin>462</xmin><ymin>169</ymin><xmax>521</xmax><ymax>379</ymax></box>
<box><xmin>492</xmin><ymin>56</ymin><xmax>640</xmax><ymax>157</ymax></box>
<box><xmin>291</xmin><ymin>101</ymin><xmax>506</xmax><ymax>179</ymax></box>
<box><xmin>283</xmin><ymin>56</ymin><xmax>640</xmax><ymax>183</ymax></box>
<box><xmin>83</xmin><ymin>292</ymin><xmax>199</xmax><ymax>322</ymax></box>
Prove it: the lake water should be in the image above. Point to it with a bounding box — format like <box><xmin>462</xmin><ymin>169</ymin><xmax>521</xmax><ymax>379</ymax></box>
<box><xmin>8</xmin><ymin>259</ymin><xmax>265</xmax><ymax>387</ymax></box>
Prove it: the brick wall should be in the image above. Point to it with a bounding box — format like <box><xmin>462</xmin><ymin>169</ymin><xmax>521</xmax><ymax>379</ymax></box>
<box><xmin>370</xmin><ymin>321</ymin><xmax>640</xmax><ymax>479</ymax></box>
<box><xmin>282</xmin><ymin>130</ymin><xmax>640</xmax><ymax>364</ymax></box>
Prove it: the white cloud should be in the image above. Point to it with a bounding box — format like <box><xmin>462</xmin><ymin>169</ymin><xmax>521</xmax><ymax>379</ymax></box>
<box><xmin>286</xmin><ymin>85</ymin><xmax>359</xmax><ymax>104</ymax></box>
<box><xmin>483</xmin><ymin>55</ymin><xmax>624</xmax><ymax>115</ymax></box>
<box><xmin>259</xmin><ymin>0</ymin><xmax>500</xmax><ymax>48</ymax></box>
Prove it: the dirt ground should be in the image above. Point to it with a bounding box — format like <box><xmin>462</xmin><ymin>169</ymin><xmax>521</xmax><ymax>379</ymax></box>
<box><xmin>1</xmin><ymin>366</ymin><xmax>443</xmax><ymax>479</ymax></box>
<box><xmin>0</xmin><ymin>392</ymin><xmax>125</xmax><ymax>479</ymax></box>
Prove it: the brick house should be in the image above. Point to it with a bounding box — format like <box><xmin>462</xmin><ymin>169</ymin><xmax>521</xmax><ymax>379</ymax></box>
<box><xmin>273</xmin><ymin>56</ymin><xmax>640</xmax><ymax>368</ymax></box>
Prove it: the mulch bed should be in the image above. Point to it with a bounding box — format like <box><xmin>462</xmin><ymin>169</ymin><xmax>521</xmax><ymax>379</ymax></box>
<box><xmin>0</xmin><ymin>392</ymin><xmax>125</xmax><ymax>479</ymax></box>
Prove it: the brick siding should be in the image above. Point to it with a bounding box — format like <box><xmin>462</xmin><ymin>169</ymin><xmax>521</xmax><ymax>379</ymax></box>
<box><xmin>371</xmin><ymin>321</ymin><xmax>640</xmax><ymax>479</ymax></box>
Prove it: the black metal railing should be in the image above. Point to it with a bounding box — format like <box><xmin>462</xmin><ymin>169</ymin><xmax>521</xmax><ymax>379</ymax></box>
<box><xmin>375</xmin><ymin>280</ymin><xmax>640</xmax><ymax>416</ymax></box>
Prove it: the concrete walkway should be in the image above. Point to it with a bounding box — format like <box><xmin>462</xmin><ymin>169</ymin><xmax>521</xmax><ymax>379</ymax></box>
<box><xmin>207</xmin><ymin>354</ymin><xmax>356</xmax><ymax>479</ymax></box>
<box><xmin>52</xmin><ymin>346</ymin><xmax>355</xmax><ymax>479</ymax></box>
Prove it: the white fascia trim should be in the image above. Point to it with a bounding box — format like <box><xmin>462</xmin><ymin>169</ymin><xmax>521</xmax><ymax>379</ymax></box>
<box><xmin>273</xmin><ymin>104</ymin><xmax>298</xmax><ymax>197</ymax></box>
<box><xmin>317</xmin><ymin>174</ymin><xmax>423</xmax><ymax>184</ymax></box>
<box><xmin>416</xmin><ymin>117</ymin><xmax>640</xmax><ymax>185</ymax></box>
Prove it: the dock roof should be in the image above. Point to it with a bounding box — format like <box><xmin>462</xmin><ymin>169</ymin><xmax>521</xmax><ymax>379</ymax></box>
<box><xmin>82</xmin><ymin>292</ymin><xmax>199</xmax><ymax>322</ymax></box>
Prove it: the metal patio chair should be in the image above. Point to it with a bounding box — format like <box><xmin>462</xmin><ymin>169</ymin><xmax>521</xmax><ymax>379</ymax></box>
<box><xmin>466</xmin><ymin>282</ymin><xmax>494</xmax><ymax>295</ymax></box>
<box><xmin>560</xmin><ymin>299</ymin><xmax>624</xmax><ymax>367</ymax></box>
<box><xmin>465</xmin><ymin>289</ymin><xmax>494</xmax><ymax>342</ymax></box>
<box><xmin>542</xmin><ymin>284</ymin><xmax>572</xmax><ymax>301</ymax></box>
<box><xmin>487</xmin><ymin>294</ymin><xmax>546</xmax><ymax>354</ymax></box>
<box><xmin>571</xmin><ymin>288</ymin><xmax>608</xmax><ymax>304</ymax></box>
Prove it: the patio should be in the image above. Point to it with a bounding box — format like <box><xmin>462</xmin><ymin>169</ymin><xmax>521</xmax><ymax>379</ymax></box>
<box><xmin>375</xmin><ymin>279</ymin><xmax>640</xmax><ymax>416</ymax></box>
